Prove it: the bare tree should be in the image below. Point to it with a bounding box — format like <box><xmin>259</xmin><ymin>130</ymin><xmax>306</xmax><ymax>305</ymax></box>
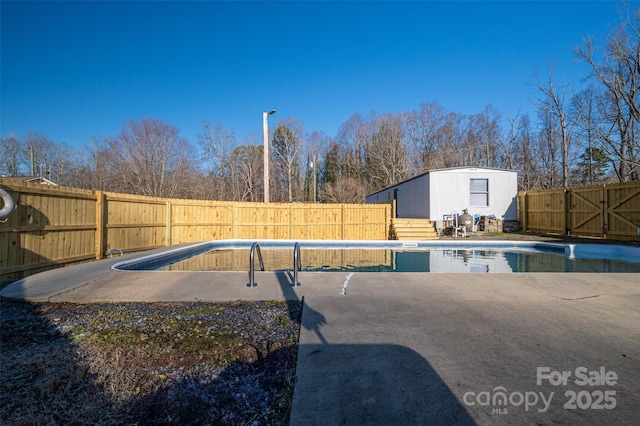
<box><xmin>575</xmin><ymin>4</ymin><xmax>640</xmax><ymax>181</ymax></box>
<box><xmin>571</xmin><ymin>86</ymin><xmax>613</xmax><ymax>184</ymax></box>
<box><xmin>476</xmin><ymin>105</ymin><xmax>503</xmax><ymax>168</ymax></box>
<box><xmin>22</xmin><ymin>132</ymin><xmax>58</xmax><ymax>178</ymax></box>
<box><xmin>271</xmin><ymin>117</ymin><xmax>306</xmax><ymax>202</ymax></box>
<box><xmin>365</xmin><ymin>112</ymin><xmax>409</xmax><ymax>191</ymax></box>
<box><xmin>230</xmin><ymin>144</ymin><xmax>263</xmax><ymax>201</ymax></box>
<box><xmin>320</xmin><ymin>176</ymin><xmax>367</xmax><ymax>203</ymax></box>
<box><xmin>501</xmin><ymin>112</ymin><xmax>520</xmax><ymax>171</ymax></box>
<box><xmin>0</xmin><ymin>134</ymin><xmax>22</xmax><ymax>176</ymax></box>
<box><xmin>99</xmin><ymin>118</ymin><xmax>195</xmax><ymax>198</ymax></box>
<box><xmin>305</xmin><ymin>130</ymin><xmax>330</xmax><ymax>202</ymax></box>
<box><xmin>462</xmin><ymin>116</ymin><xmax>482</xmax><ymax>167</ymax></box>
<box><xmin>198</xmin><ymin>121</ymin><xmax>238</xmax><ymax>200</ymax></box>
<box><xmin>52</xmin><ymin>144</ymin><xmax>90</xmax><ymax>188</ymax></box>
<box><xmin>405</xmin><ymin>102</ymin><xmax>449</xmax><ymax>173</ymax></box>
<box><xmin>537</xmin><ymin>109</ymin><xmax>564</xmax><ymax>188</ymax></box>
<box><xmin>334</xmin><ymin>112</ymin><xmax>369</xmax><ymax>180</ymax></box>
<box><xmin>534</xmin><ymin>65</ymin><xmax>580</xmax><ymax>187</ymax></box>
<box><xmin>512</xmin><ymin>114</ymin><xmax>541</xmax><ymax>190</ymax></box>
<box><xmin>433</xmin><ymin>111</ymin><xmax>468</xmax><ymax>169</ymax></box>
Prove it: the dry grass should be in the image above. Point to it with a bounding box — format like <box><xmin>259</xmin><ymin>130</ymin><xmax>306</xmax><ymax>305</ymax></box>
<box><xmin>1</xmin><ymin>300</ymin><xmax>302</xmax><ymax>425</ymax></box>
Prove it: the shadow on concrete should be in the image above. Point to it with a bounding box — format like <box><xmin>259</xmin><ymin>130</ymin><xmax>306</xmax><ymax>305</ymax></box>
<box><xmin>276</xmin><ymin>271</ymin><xmax>328</xmax><ymax>344</ymax></box>
<box><xmin>275</xmin><ymin>271</ymin><xmax>475</xmax><ymax>425</ymax></box>
<box><xmin>292</xmin><ymin>343</ymin><xmax>476</xmax><ymax>425</ymax></box>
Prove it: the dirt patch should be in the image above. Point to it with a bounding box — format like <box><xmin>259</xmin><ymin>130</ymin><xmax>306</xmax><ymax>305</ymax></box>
<box><xmin>0</xmin><ymin>300</ymin><xmax>301</xmax><ymax>425</ymax></box>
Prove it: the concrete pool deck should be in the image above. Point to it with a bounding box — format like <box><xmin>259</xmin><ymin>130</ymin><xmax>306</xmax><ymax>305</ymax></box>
<box><xmin>2</xmin><ymin>247</ymin><xmax>639</xmax><ymax>425</ymax></box>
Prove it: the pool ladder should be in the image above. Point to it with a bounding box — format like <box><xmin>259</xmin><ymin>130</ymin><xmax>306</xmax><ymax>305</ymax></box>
<box><xmin>248</xmin><ymin>242</ymin><xmax>264</xmax><ymax>287</ymax></box>
<box><xmin>292</xmin><ymin>242</ymin><xmax>301</xmax><ymax>287</ymax></box>
<box><xmin>248</xmin><ymin>242</ymin><xmax>302</xmax><ymax>287</ymax></box>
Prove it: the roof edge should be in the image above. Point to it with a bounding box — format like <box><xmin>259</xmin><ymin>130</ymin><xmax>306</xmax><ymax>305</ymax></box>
<box><xmin>366</xmin><ymin>166</ymin><xmax>517</xmax><ymax>198</ymax></box>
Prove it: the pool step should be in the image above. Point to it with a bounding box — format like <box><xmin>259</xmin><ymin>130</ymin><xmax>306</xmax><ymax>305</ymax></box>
<box><xmin>391</xmin><ymin>218</ymin><xmax>439</xmax><ymax>240</ymax></box>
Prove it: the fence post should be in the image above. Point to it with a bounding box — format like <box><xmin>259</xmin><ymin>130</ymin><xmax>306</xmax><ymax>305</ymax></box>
<box><xmin>602</xmin><ymin>184</ymin><xmax>608</xmax><ymax>239</ymax></box>
<box><xmin>386</xmin><ymin>204</ymin><xmax>392</xmax><ymax>240</ymax></box>
<box><xmin>165</xmin><ymin>200</ymin><xmax>172</xmax><ymax>246</ymax></box>
<box><xmin>341</xmin><ymin>204</ymin><xmax>345</xmax><ymax>240</ymax></box>
<box><xmin>95</xmin><ymin>191</ymin><xmax>105</xmax><ymax>259</ymax></box>
<box><xmin>563</xmin><ymin>189</ymin><xmax>570</xmax><ymax>236</ymax></box>
<box><xmin>521</xmin><ymin>192</ymin><xmax>528</xmax><ymax>232</ymax></box>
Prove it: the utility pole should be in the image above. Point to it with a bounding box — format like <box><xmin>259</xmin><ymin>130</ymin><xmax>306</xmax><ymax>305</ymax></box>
<box><xmin>263</xmin><ymin>109</ymin><xmax>276</xmax><ymax>203</ymax></box>
<box><xmin>30</xmin><ymin>146</ymin><xmax>35</xmax><ymax>176</ymax></box>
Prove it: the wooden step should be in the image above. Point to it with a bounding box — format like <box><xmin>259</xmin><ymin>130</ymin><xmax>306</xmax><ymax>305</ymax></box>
<box><xmin>391</xmin><ymin>218</ymin><xmax>439</xmax><ymax>240</ymax></box>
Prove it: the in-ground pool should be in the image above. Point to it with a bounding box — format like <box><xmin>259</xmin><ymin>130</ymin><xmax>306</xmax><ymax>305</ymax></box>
<box><xmin>112</xmin><ymin>240</ymin><xmax>640</xmax><ymax>273</ymax></box>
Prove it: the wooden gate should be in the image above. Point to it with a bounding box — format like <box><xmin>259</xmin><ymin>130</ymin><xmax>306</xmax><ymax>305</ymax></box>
<box><xmin>567</xmin><ymin>186</ymin><xmax>604</xmax><ymax>238</ymax></box>
<box><xmin>605</xmin><ymin>182</ymin><xmax>640</xmax><ymax>240</ymax></box>
<box><xmin>520</xmin><ymin>181</ymin><xmax>640</xmax><ymax>240</ymax></box>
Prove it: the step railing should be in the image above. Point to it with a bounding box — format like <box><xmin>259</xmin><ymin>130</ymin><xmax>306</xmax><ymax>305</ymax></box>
<box><xmin>292</xmin><ymin>242</ymin><xmax>301</xmax><ymax>287</ymax></box>
<box><xmin>249</xmin><ymin>241</ymin><xmax>302</xmax><ymax>287</ymax></box>
<box><xmin>248</xmin><ymin>242</ymin><xmax>264</xmax><ymax>287</ymax></box>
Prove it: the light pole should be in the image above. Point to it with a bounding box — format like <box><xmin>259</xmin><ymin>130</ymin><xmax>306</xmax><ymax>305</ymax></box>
<box><xmin>263</xmin><ymin>109</ymin><xmax>276</xmax><ymax>203</ymax></box>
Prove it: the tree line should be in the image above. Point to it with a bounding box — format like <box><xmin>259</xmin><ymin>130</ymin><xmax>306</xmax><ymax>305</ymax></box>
<box><xmin>2</xmin><ymin>5</ymin><xmax>639</xmax><ymax>203</ymax></box>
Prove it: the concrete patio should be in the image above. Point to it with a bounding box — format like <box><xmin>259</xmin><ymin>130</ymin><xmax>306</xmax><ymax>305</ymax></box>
<box><xmin>2</xmin><ymin>248</ymin><xmax>639</xmax><ymax>425</ymax></box>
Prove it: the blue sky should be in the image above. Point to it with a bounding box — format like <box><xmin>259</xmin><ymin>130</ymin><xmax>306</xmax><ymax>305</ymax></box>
<box><xmin>1</xmin><ymin>1</ymin><xmax>635</xmax><ymax>150</ymax></box>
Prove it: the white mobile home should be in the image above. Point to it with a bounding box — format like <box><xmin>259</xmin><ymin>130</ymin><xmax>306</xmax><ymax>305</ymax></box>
<box><xmin>365</xmin><ymin>167</ymin><xmax>518</xmax><ymax>221</ymax></box>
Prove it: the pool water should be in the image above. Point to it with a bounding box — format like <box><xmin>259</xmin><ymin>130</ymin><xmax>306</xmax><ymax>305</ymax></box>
<box><xmin>155</xmin><ymin>247</ymin><xmax>640</xmax><ymax>273</ymax></box>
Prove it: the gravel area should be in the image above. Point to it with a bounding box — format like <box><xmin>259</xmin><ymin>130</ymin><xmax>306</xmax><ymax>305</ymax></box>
<box><xmin>0</xmin><ymin>300</ymin><xmax>302</xmax><ymax>425</ymax></box>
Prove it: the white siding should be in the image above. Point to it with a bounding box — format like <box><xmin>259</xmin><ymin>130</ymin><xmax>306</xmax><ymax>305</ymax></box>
<box><xmin>366</xmin><ymin>167</ymin><xmax>518</xmax><ymax>221</ymax></box>
<box><xmin>429</xmin><ymin>168</ymin><xmax>517</xmax><ymax>221</ymax></box>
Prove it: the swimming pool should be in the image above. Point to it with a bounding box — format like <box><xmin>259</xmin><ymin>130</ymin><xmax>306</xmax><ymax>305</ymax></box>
<box><xmin>112</xmin><ymin>240</ymin><xmax>640</xmax><ymax>273</ymax></box>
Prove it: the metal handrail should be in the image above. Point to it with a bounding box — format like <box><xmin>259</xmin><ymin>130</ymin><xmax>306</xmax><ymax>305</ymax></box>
<box><xmin>293</xmin><ymin>242</ymin><xmax>301</xmax><ymax>286</ymax></box>
<box><xmin>249</xmin><ymin>242</ymin><xmax>264</xmax><ymax>287</ymax></box>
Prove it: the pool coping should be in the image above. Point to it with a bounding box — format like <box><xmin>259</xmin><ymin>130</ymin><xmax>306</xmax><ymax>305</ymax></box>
<box><xmin>110</xmin><ymin>239</ymin><xmax>640</xmax><ymax>272</ymax></box>
<box><xmin>2</xmin><ymin>239</ymin><xmax>639</xmax><ymax>303</ymax></box>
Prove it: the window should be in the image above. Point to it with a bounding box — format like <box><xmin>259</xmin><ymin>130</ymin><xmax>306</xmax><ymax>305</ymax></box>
<box><xmin>470</xmin><ymin>178</ymin><xmax>489</xmax><ymax>207</ymax></box>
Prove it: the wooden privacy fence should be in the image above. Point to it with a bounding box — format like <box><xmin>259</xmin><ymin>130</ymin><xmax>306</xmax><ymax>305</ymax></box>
<box><xmin>0</xmin><ymin>178</ymin><xmax>390</xmax><ymax>282</ymax></box>
<box><xmin>518</xmin><ymin>181</ymin><xmax>640</xmax><ymax>241</ymax></box>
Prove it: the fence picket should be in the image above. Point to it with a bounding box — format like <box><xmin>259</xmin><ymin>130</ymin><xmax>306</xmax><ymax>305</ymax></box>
<box><xmin>0</xmin><ymin>178</ymin><xmax>390</xmax><ymax>282</ymax></box>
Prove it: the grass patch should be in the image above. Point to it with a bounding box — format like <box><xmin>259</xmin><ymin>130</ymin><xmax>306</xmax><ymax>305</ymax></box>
<box><xmin>1</xmin><ymin>300</ymin><xmax>302</xmax><ymax>425</ymax></box>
